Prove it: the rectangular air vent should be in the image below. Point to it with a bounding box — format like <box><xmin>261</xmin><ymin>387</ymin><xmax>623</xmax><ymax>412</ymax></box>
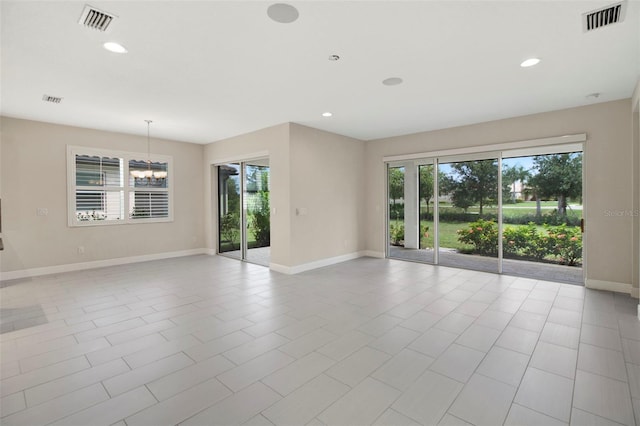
<box><xmin>583</xmin><ymin>1</ymin><xmax>626</xmax><ymax>32</ymax></box>
<box><xmin>42</xmin><ymin>95</ymin><xmax>63</xmax><ymax>104</ymax></box>
<box><xmin>78</xmin><ymin>5</ymin><xmax>116</xmax><ymax>32</ymax></box>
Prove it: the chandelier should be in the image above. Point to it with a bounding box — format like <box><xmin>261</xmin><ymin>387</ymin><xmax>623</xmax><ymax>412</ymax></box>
<box><xmin>130</xmin><ymin>120</ymin><xmax>167</xmax><ymax>180</ymax></box>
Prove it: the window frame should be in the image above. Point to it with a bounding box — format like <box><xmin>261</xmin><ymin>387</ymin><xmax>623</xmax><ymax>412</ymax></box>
<box><xmin>67</xmin><ymin>145</ymin><xmax>174</xmax><ymax>227</ymax></box>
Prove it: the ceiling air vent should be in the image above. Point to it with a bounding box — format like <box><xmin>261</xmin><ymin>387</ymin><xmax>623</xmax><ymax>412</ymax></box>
<box><xmin>583</xmin><ymin>1</ymin><xmax>626</xmax><ymax>32</ymax></box>
<box><xmin>42</xmin><ymin>95</ymin><xmax>63</xmax><ymax>104</ymax></box>
<box><xmin>78</xmin><ymin>5</ymin><xmax>116</xmax><ymax>32</ymax></box>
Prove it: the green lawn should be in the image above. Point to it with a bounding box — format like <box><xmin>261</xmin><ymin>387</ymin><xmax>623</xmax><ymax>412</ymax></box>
<box><xmin>417</xmin><ymin>221</ymin><xmax>471</xmax><ymax>251</ymax></box>
<box><xmin>391</xmin><ymin>219</ymin><xmax>473</xmax><ymax>251</ymax></box>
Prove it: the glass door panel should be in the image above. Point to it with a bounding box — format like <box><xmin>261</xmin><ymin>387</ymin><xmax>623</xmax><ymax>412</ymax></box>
<box><xmin>245</xmin><ymin>160</ymin><xmax>270</xmax><ymax>266</ymax></box>
<box><xmin>501</xmin><ymin>151</ymin><xmax>583</xmax><ymax>283</ymax></box>
<box><xmin>437</xmin><ymin>158</ymin><xmax>499</xmax><ymax>273</ymax></box>
<box><xmin>387</xmin><ymin>162</ymin><xmax>435</xmax><ymax>264</ymax></box>
<box><xmin>218</xmin><ymin>163</ymin><xmax>242</xmax><ymax>259</ymax></box>
<box><xmin>417</xmin><ymin>163</ymin><xmax>435</xmax><ymax>263</ymax></box>
<box><xmin>387</xmin><ymin>165</ymin><xmax>406</xmax><ymax>259</ymax></box>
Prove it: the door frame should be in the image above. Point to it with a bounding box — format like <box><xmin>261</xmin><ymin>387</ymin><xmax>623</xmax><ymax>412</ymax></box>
<box><xmin>211</xmin><ymin>152</ymin><xmax>270</xmax><ymax>265</ymax></box>
<box><xmin>384</xmin><ymin>135</ymin><xmax>586</xmax><ymax>284</ymax></box>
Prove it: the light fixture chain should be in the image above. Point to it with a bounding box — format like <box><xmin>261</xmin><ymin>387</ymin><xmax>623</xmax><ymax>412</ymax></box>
<box><xmin>145</xmin><ymin>119</ymin><xmax>152</xmax><ymax>166</ymax></box>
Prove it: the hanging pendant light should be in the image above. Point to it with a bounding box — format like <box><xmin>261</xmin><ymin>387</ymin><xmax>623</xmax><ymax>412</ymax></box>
<box><xmin>131</xmin><ymin>119</ymin><xmax>154</xmax><ymax>180</ymax></box>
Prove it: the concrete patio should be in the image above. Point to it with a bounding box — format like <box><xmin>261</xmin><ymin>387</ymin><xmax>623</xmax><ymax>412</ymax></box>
<box><xmin>389</xmin><ymin>246</ymin><xmax>583</xmax><ymax>285</ymax></box>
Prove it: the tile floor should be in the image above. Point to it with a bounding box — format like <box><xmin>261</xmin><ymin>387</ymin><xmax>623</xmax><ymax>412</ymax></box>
<box><xmin>0</xmin><ymin>255</ymin><xmax>639</xmax><ymax>426</ymax></box>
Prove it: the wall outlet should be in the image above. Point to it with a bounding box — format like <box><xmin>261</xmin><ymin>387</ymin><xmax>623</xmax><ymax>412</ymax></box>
<box><xmin>36</xmin><ymin>208</ymin><xmax>48</xmax><ymax>216</ymax></box>
<box><xmin>77</xmin><ymin>246</ymin><xmax>85</xmax><ymax>255</ymax></box>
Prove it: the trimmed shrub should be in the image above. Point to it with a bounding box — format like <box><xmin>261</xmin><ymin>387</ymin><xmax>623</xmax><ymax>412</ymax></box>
<box><xmin>458</xmin><ymin>220</ymin><xmax>582</xmax><ymax>266</ymax></box>
<box><xmin>456</xmin><ymin>219</ymin><xmax>498</xmax><ymax>256</ymax></box>
<box><xmin>390</xmin><ymin>222</ymin><xmax>405</xmax><ymax>246</ymax></box>
<box><xmin>502</xmin><ymin>210</ymin><xmax>581</xmax><ymax>226</ymax></box>
<box><xmin>545</xmin><ymin>224</ymin><xmax>582</xmax><ymax>266</ymax></box>
<box><xmin>503</xmin><ymin>223</ymin><xmax>553</xmax><ymax>260</ymax></box>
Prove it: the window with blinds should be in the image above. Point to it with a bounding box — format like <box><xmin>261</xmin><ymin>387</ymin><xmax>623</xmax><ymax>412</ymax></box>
<box><xmin>68</xmin><ymin>147</ymin><xmax>172</xmax><ymax>226</ymax></box>
<box><xmin>128</xmin><ymin>158</ymin><xmax>169</xmax><ymax>220</ymax></box>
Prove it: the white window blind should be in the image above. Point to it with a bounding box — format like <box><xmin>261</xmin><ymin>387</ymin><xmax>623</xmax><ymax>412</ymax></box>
<box><xmin>68</xmin><ymin>146</ymin><xmax>172</xmax><ymax>226</ymax></box>
<box><xmin>128</xmin><ymin>158</ymin><xmax>169</xmax><ymax>220</ymax></box>
<box><xmin>74</xmin><ymin>155</ymin><xmax>124</xmax><ymax>222</ymax></box>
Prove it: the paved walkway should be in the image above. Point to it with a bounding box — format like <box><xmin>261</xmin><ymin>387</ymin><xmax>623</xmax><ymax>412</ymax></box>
<box><xmin>389</xmin><ymin>246</ymin><xmax>583</xmax><ymax>284</ymax></box>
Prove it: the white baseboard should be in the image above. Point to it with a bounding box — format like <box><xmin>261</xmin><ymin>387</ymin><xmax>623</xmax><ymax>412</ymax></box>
<box><xmin>586</xmin><ymin>278</ymin><xmax>633</xmax><ymax>295</ymax></box>
<box><xmin>270</xmin><ymin>251</ymin><xmax>365</xmax><ymax>275</ymax></box>
<box><xmin>0</xmin><ymin>248</ymin><xmax>209</xmax><ymax>281</ymax></box>
<box><xmin>362</xmin><ymin>250</ymin><xmax>385</xmax><ymax>259</ymax></box>
<box><xmin>268</xmin><ymin>263</ymin><xmax>291</xmax><ymax>274</ymax></box>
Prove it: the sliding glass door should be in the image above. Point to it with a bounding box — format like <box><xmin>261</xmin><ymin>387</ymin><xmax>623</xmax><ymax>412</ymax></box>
<box><xmin>437</xmin><ymin>156</ymin><xmax>499</xmax><ymax>273</ymax></box>
<box><xmin>244</xmin><ymin>160</ymin><xmax>271</xmax><ymax>265</ymax></box>
<box><xmin>387</xmin><ymin>161</ymin><xmax>435</xmax><ymax>264</ymax></box>
<box><xmin>217</xmin><ymin>159</ymin><xmax>270</xmax><ymax>266</ymax></box>
<box><xmin>385</xmin><ymin>144</ymin><xmax>583</xmax><ymax>284</ymax></box>
<box><xmin>418</xmin><ymin>163</ymin><xmax>435</xmax><ymax>263</ymax></box>
<box><xmin>218</xmin><ymin>163</ymin><xmax>242</xmax><ymax>259</ymax></box>
<box><xmin>500</xmin><ymin>150</ymin><xmax>583</xmax><ymax>282</ymax></box>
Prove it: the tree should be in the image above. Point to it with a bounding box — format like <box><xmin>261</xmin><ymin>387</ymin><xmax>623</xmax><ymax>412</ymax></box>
<box><xmin>502</xmin><ymin>164</ymin><xmax>530</xmax><ymax>203</ymax></box>
<box><xmin>419</xmin><ymin>165</ymin><xmax>434</xmax><ymax>215</ymax></box>
<box><xmin>420</xmin><ymin>166</ymin><xmax>450</xmax><ymax>215</ymax></box>
<box><xmin>226</xmin><ymin>177</ymin><xmax>240</xmax><ymax>214</ymax></box>
<box><xmin>446</xmin><ymin>160</ymin><xmax>498</xmax><ymax>215</ymax></box>
<box><xmin>388</xmin><ymin>167</ymin><xmax>404</xmax><ymax>219</ymax></box>
<box><xmin>529</xmin><ymin>153</ymin><xmax>582</xmax><ymax>216</ymax></box>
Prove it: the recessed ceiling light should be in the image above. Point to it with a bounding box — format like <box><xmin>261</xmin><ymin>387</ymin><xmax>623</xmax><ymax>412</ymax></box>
<box><xmin>520</xmin><ymin>58</ymin><xmax>540</xmax><ymax>67</ymax></box>
<box><xmin>382</xmin><ymin>77</ymin><xmax>403</xmax><ymax>86</ymax></box>
<box><xmin>267</xmin><ymin>3</ymin><xmax>299</xmax><ymax>23</ymax></box>
<box><xmin>103</xmin><ymin>42</ymin><xmax>127</xmax><ymax>54</ymax></box>
<box><xmin>322</xmin><ymin>112</ymin><xmax>333</xmax><ymax>117</ymax></box>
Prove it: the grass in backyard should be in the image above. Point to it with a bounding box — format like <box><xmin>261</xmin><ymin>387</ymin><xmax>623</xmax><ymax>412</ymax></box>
<box><xmin>391</xmin><ymin>220</ymin><xmax>473</xmax><ymax>251</ymax></box>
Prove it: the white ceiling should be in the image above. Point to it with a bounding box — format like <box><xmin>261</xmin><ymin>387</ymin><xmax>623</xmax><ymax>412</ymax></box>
<box><xmin>1</xmin><ymin>1</ymin><xmax>639</xmax><ymax>144</ymax></box>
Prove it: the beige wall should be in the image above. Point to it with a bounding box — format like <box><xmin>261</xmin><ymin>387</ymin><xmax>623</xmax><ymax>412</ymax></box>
<box><xmin>289</xmin><ymin>124</ymin><xmax>366</xmax><ymax>266</ymax></box>
<box><xmin>365</xmin><ymin>99</ymin><xmax>634</xmax><ymax>289</ymax></box>
<box><xmin>203</xmin><ymin>123</ymin><xmax>366</xmax><ymax>270</ymax></box>
<box><xmin>0</xmin><ymin>117</ymin><xmax>205</xmax><ymax>274</ymax></box>
<box><xmin>2</xmin><ymin>97</ymin><xmax>636</xmax><ymax>293</ymax></box>
<box><xmin>203</xmin><ymin>123</ymin><xmax>291</xmax><ymax>266</ymax></box>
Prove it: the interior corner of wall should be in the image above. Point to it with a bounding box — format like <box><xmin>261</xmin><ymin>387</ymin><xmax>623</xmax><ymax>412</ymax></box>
<box><xmin>269</xmin><ymin>262</ymin><xmax>292</xmax><ymax>275</ymax></box>
<box><xmin>633</xmin><ymin>79</ymin><xmax>640</xmax><ymax>110</ymax></box>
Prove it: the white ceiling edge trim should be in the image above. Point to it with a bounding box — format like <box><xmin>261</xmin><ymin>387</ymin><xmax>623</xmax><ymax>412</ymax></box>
<box><xmin>382</xmin><ymin>134</ymin><xmax>587</xmax><ymax>163</ymax></box>
<box><xmin>208</xmin><ymin>150</ymin><xmax>270</xmax><ymax>167</ymax></box>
